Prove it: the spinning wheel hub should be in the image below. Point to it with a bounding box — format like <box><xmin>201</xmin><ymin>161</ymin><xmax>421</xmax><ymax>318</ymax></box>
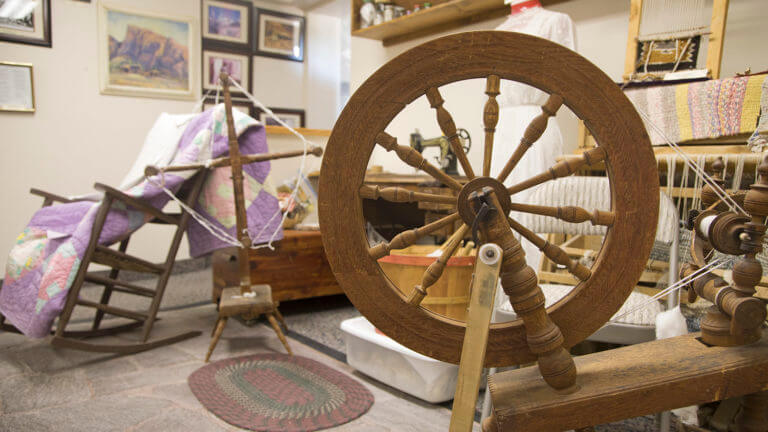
<box><xmin>457</xmin><ymin>177</ymin><xmax>512</xmax><ymax>226</ymax></box>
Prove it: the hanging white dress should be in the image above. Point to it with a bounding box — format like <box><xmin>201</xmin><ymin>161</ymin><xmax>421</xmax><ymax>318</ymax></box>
<box><xmin>492</xmin><ymin>8</ymin><xmax>576</xmax><ymax>308</ymax></box>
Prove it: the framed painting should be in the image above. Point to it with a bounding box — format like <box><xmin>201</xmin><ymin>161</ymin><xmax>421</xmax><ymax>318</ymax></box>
<box><xmin>0</xmin><ymin>0</ymin><xmax>51</xmax><ymax>47</ymax></box>
<box><xmin>256</xmin><ymin>108</ymin><xmax>305</xmax><ymax>128</ymax></box>
<box><xmin>98</xmin><ymin>3</ymin><xmax>199</xmax><ymax>100</ymax></box>
<box><xmin>202</xmin><ymin>0</ymin><xmax>250</xmax><ymax>48</ymax></box>
<box><xmin>253</xmin><ymin>9</ymin><xmax>305</xmax><ymax>62</ymax></box>
<box><xmin>0</xmin><ymin>62</ymin><xmax>35</xmax><ymax>112</ymax></box>
<box><xmin>202</xmin><ymin>49</ymin><xmax>250</xmax><ymax>94</ymax></box>
<box><xmin>203</xmin><ymin>97</ymin><xmax>252</xmax><ymax>115</ymax></box>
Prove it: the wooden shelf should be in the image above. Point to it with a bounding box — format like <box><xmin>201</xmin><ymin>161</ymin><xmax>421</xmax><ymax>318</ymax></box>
<box><xmin>264</xmin><ymin>125</ymin><xmax>331</xmax><ymax>137</ymax></box>
<box><xmin>351</xmin><ymin>0</ymin><xmax>569</xmax><ymax>47</ymax></box>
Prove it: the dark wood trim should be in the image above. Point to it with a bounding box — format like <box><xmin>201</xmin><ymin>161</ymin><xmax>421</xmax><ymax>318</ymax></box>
<box><xmin>0</xmin><ymin>0</ymin><xmax>51</xmax><ymax>48</ymax></box>
<box><xmin>252</xmin><ymin>8</ymin><xmax>305</xmax><ymax>62</ymax></box>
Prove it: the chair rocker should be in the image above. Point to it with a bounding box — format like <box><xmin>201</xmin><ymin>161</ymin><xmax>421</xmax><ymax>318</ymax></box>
<box><xmin>2</xmin><ymin>171</ymin><xmax>207</xmax><ymax>354</ymax></box>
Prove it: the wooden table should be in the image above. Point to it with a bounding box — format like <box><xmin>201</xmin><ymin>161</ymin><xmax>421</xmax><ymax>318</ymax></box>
<box><xmin>212</xmin><ymin>230</ymin><xmax>343</xmax><ymax>303</ymax></box>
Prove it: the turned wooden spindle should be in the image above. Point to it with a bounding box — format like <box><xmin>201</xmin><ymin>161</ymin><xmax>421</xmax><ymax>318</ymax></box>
<box><xmin>425</xmin><ymin>87</ymin><xmax>476</xmax><ymax>178</ymax></box>
<box><xmin>483</xmin><ymin>75</ymin><xmax>500</xmax><ymax>177</ymax></box>
<box><xmin>681</xmin><ymin>265</ymin><xmax>766</xmax><ymax>345</ymax></box>
<box><xmin>375</xmin><ymin>132</ymin><xmax>463</xmax><ymax>191</ymax></box>
<box><xmin>508</xmin><ymin>217</ymin><xmax>591</xmax><ymax>281</ymax></box>
<box><xmin>497</xmin><ymin>94</ymin><xmax>564</xmax><ymax>183</ymax></box>
<box><xmin>507</xmin><ymin>146</ymin><xmax>606</xmax><ymax>195</ymax></box>
<box><xmin>221</xmin><ymin>72</ymin><xmax>252</xmax><ymax>293</ymax></box>
<box><xmin>368</xmin><ymin>213</ymin><xmax>461</xmax><ymax>260</ymax></box>
<box><xmin>508</xmin><ymin>202</ymin><xmax>615</xmax><ymax>227</ymax></box>
<box><xmin>474</xmin><ymin>187</ymin><xmax>577</xmax><ymax>391</ymax></box>
<box><xmin>359</xmin><ymin>185</ymin><xmax>456</xmax><ymax>205</ymax></box>
<box><xmin>145</xmin><ymin>147</ymin><xmax>322</xmax><ymax>176</ymax></box>
<box><xmin>408</xmin><ymin>225</ymin><xmax>469</xmax><ymax>305</ymax></box>
<box><xmin>701</xmin><ymin>157</ymin><xmax>726</xmax><ymax>209</ymax></box>
<box><xmin>734</xmin><ymin>391</ymin><xmax>768</xmax><ymax>432</ymax></box>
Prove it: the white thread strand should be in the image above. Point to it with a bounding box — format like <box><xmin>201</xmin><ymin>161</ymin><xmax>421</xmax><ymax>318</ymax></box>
<box><xmin>145</xmin><ymin>76</ymin><xmax>315</xmax><ymax>251</ymax></box>
<box><xmin>228</xmin><ymin>76</ymin><xmax>314</xmax><ymax>247</ymax></box>
<box><xmin>612</xmin><ymin>258</ymin><xmax>725</xmax><ymax>321</ymax></box>
<box><xmin>635</xmin><ymin>107</ymin><xmax>747</xmax><ymax>215</ymax></box>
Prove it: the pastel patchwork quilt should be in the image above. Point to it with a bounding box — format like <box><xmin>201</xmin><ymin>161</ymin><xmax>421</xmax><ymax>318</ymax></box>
<box><xmin>0</xmin><ymin>105</ymin><xmax>283</xmax><ymax>337</ymax></box>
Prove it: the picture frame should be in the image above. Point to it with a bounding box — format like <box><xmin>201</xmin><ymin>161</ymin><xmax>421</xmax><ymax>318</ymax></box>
<box><xmin>0</xmin><ymin>0</ymin><xmax>51</xmax><ymax>47</ymax></box>
<box><xmin>0</xmin><ymin>61</ymin><xmax>35</xmax><ymax>112</ymax></box>
<box><xmin>98</xmin><ymin>3</ymin><xmax>199</xmax><ymax>100</ymax></box>
<box><xmin>256</xmin><ymin>107</ymin><xmax>305</xmax><ymax>128</ymax></box>
<box><xmin>202</xmin><ymin>97</ymin><xmax>252</xmax><ymax>116</ymax></box>
<box><xmin>202</xmin><ymin>49</ymin><xmax>250</xmax><ymax>94</ymax></box>
<box><xmin>253</xmin><ymin>9</ymin><xmax>305</xmax><ymax>62</ymax></box>
<box><xmin>202</xmin><ymin>0</ymin><xmax>251</xmax><ymax>48</ymax></box>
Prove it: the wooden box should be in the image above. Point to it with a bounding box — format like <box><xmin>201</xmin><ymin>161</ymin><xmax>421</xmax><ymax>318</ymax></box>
<box><xmin>212</xmin><ymin>230</ymin><xmax>343</xmax><ymax>303</ymax></box>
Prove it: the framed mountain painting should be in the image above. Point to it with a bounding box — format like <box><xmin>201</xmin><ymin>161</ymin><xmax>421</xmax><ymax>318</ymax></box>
<box><xmin>98</xmin><ymin>3</ymin><xmax>199</xmax><ymax>100</ymax></box>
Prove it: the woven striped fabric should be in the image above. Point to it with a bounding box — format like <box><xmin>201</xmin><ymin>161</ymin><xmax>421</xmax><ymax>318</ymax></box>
<box><xmin>188</xmin><ymin>354</ymin><xmax>373</xmax><ymax>431</ymax></box>
<box><xmin>624</xmin><ymin>74</ymin><xmax>768</xmax><ymax>145</ymax></box>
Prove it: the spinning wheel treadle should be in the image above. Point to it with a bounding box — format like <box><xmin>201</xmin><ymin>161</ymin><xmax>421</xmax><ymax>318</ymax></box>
<box><xmin>319</xmin><ymin>31</ymin><xmax>659</xmax><ymax>367</ymax></box>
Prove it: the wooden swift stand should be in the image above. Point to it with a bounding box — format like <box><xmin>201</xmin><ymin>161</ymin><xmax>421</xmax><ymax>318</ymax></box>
<box><xmin>145</xmin><ymin>72</ymin><xmax>323</xmax><ymax>361</ymax></box>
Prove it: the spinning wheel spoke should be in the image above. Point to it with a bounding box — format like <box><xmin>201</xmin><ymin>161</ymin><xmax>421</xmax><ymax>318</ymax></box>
<box><xmin>497</xmin><ymin>94</ymin><xmax>565</xmax><ymax>183</ymax></box>
<box><xmin>507</xmin><ymin>147</ymin><xmax>607</xmax><ymax>195</ymax></box>
<box><xmin>509</xmin><ymin>202</ymin><xmax>615</xmax><ymax>227</ymax></box>
<box><xmin>359</xmin><ymin>185</ymin><xmax>456</xmax><ymax>205</ymax></box>
<box><xmin>368</xmin><ymin>212</ymin><xmax>461</xmax><ymax>260</ymax></box>
<box><xmin>407</xmin><ymin>224</ymin><xmax>469</xmax><ymax>306</ymax></box>
<box><xmin>425</xmin><ymin>87</ymin><xmax>476</xmax><ymax>179</ymax></box>
<box><xmin>507</xmin><ymin>216</ymin><xmax>592</xmax><ymax>281</ymax></box>
<box><xmin>483</xmin><ymin>75</ymin><xmax>501</xmax><ymax>177</ymax></box>
<box><xmin>376</xmin><ymin>132</ymin><xmax>463</xmax><ymax>191</ymax></box>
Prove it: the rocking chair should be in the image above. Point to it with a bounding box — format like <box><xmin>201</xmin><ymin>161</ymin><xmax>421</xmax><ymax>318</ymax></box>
<box><xmin>1</xmin><ymin>171</ymin><xmax>207</xmax><ymax>353</ymax></box>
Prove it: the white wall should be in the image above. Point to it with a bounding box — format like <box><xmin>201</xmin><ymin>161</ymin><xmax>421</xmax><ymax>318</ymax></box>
<box><xmin>351</xmin><ymin>0</ymin><xmax>768</xmax><ymax>175</ymax></box>
<box><xmin>0</xmin><ymin>0</ymin><xmax>337</xmax><ymax>271</ymax></box>
<box><xmin>251</xmin><ymin>1</ymin><xmax>342</xmax><ymax>129</ymax></box>
<box><xmin>0</xmin><ymin>0</ymin><xmax>203</xmax><ymax>269</ymax></box>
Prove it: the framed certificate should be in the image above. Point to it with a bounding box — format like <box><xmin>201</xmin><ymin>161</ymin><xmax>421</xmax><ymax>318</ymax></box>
<box><xmin>0</xmin><ymin>62</ymin><xmax>35</xmax><ymax>112</ymax></box>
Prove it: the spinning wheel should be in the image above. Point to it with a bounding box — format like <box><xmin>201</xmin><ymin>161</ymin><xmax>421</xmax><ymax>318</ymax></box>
<box><xmin>319</xmin><ymin>31</ymin><xmax>660</xmax><ymax>369</ymax></box>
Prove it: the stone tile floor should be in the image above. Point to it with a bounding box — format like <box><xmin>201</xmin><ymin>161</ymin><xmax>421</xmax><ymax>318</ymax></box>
<box><xmin>0</xmin><ymin>303</ymin><xmax>477</xmax><ymax>432</ymax></box>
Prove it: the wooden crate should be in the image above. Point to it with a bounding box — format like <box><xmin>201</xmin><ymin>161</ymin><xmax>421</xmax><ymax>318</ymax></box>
<box><xmin>212</xmin><ymin>230</ymin><xmax>343</xmax><ymax>303</ymax></box>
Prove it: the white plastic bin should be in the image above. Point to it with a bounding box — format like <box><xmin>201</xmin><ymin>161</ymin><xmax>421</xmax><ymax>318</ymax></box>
<box><xmin>341</xmin><ymin>316</ymin><xmax>459</xmax><ymax>403</ymax></box>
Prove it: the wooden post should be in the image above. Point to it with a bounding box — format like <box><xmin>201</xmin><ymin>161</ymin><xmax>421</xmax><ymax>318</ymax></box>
<box><xmin>449</xmin><ymin>243</ymin><xmax>502</xmax><ymax>432</ymax></box>
<box><xmin>623</xmin><ymin>0</ymin><xmax>644</xmax><ymax>80</ymax></box>
<box><xmin>220</xmin><ymin>72</ymin><xmax>252</xmax><ymax>294</ymax></box>
<box><xmin>706</xmin><ymin>0</ymin><xmax>729</xmax><ymax>79</ymax></box>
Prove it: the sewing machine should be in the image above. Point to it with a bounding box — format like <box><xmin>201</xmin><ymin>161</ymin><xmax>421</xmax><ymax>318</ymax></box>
<box><xmin>410</xmin><ymin>128</ymin><xmax>471</xmax><ymax>175</ymax></box>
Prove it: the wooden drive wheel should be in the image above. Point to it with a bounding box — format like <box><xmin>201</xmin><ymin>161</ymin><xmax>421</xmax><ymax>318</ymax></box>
<box><xmin>319</xmin><ymin>31</ymin><xmax>659</xmax><ymax>367</ymax></box>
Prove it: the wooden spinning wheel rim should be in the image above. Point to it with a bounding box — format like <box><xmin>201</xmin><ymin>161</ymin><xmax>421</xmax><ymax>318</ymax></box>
<box><xmin>319</xmin><ymin>31</ymin><xmax>659</xmax><ymax>366</ymax></box>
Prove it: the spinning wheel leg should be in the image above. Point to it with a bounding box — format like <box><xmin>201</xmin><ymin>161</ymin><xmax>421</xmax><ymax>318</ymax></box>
<box><xmin>267</xmin><ymin>313</ymin><xmax>293</xmax><ymax>355</ymax></box>
<box><xmin>475</xmin><ymin>187</ymin><xmax>576</xmax><ymax>391</ymax></box>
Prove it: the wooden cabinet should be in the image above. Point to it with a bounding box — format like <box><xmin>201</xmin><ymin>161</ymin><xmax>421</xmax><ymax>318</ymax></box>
<box><xmin>212</xmin><ymin>230</ymin><xmax>343</xmax><ymax>303</ymax></box>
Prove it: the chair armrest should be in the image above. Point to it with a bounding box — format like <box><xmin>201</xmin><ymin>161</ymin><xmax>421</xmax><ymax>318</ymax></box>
<box><xmin>93</xmin><ymin>183</ymin><xmax>180</xmax><ymax>225</ymax></box>
<box><xmin>29</xmin><ymin>188</ymin><xmax>81</xmax><ymax>207</ymax></box>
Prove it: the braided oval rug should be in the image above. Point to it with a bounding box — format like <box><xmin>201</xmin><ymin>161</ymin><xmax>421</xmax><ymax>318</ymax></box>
<box><xmin>188</xmin><ymin>354</ymin><xmax>374</xmax><ymax>431</ymax></box>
